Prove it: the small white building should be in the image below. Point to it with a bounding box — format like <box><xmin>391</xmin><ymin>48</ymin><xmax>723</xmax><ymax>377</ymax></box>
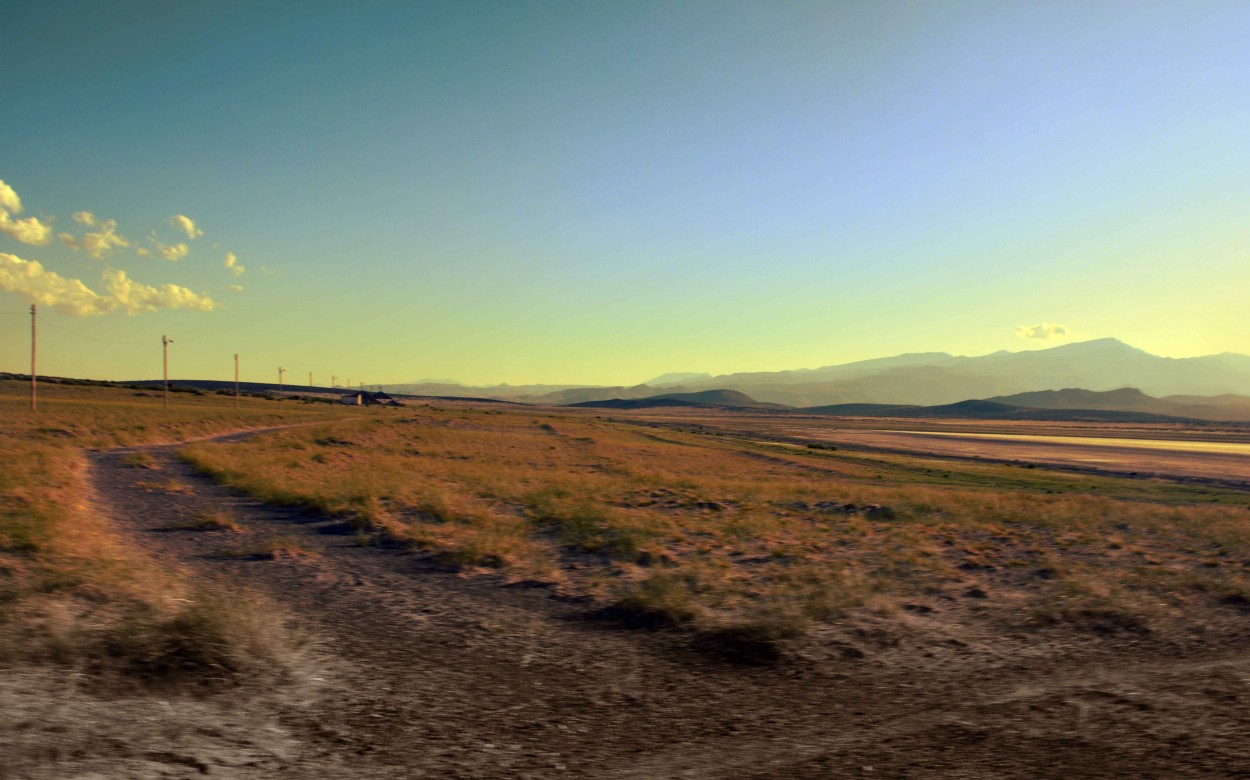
<box><xmin>339</xmin><ymin>391</ymin><xmax>402</xmax><ymax>406</ymax></box>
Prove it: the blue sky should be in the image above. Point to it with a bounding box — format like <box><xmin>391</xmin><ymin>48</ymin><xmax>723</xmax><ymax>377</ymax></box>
<box><xmin>2</xmin><ymin>1</ymin><xmax>1248</xmax><ymax>385</ymax></box>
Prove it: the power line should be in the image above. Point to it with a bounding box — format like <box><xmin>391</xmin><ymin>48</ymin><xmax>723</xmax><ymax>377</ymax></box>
<box><xmin>33</xmin><ymin>313</ymin><xmax>148</xmax><ymax>345</ymax></box>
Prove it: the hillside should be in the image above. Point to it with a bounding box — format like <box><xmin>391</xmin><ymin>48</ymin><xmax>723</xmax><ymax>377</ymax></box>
<box><xmin>652</xmin><ymin>389</ymin><xmax>790</xmax><ymax>409</ymax></box>
<box><xmin>989</xmin><ymin>387</ymin><xmax>1250</xmax><ymax>421</ymax></box>
<box><xmin>570</xmin><ymin>389</ymin><xmax>790</xmax><ymax>411</ymax></box>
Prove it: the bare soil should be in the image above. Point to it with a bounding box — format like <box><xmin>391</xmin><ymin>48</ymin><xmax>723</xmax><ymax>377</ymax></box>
<box><xmin>7</xmin><ymin>428</ymin><xmax>1250</xmax><ymax>779</ymax></box>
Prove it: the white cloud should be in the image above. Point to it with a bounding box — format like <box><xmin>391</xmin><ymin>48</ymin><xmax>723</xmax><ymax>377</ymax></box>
<box><xmin>157</xmin><ymin>242</ymin><xmax>189</xmax><ymax>261</ymax></box>
<box><xmin>0</xmin><ymin>180</ymin><xmax>53</xmax><ymax>246</ymax></box>
<box><xmin>102</xmin><ymin>268</ymin><xmax>215</xmax><ymax>314</ymax></box>
<box><xmin>168</xmin><ymin>214</ymin><xmax>204</xmax><ymax>240</ymax></box>
<box><xmin>0</xmin><ymin>252</ymin><xmax>215</xmax><ymax>316</ymax></box>
<box><xmin>144</xmin><ymin>232</ymin><xmax>189</xmax><ymax>261</ymax></box>
<box><xmin>1016</xmin><ymin>323</ymin><xmax>1072</xmax><ymax>341</ymax></box>
<box><xmin>60</xmin><ymin>217</ymin><xmax>130</xmax><ymax>260</ymax></box>
<box><xmin>0</xmin><ymin>253</ymin><xmax>112</xmax><ymax>315</ymax></box>
<box><xmin>227</xmin><ymin>284</ymin><xmax>244</xmax><ymax>292</ymax></box>
<box><xmin>224</xmin><ymin>251</ymin><xmax>245</xmax><ymax>276</ymax></box>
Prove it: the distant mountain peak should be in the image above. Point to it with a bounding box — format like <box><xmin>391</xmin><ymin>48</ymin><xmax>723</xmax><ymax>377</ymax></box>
<box><xmin>1043</xmin><ymin>337</ymin><xmax>1146</xmax><ymax>354</ymax></box>
<box><xmin>644</xmin><ymin>371</ymin><xmax>712</xmax><ymax>386</ymax></box>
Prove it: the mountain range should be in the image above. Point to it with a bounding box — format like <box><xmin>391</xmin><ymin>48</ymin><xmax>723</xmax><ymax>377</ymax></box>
<box><xmin>384</xmin><ymin>339</ymin><xmax>1250</xmax><ymax>409</ymax></box>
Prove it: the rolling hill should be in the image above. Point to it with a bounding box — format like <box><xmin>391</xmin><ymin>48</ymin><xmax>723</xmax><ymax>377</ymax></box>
<box><xmin>987</xmin><ymin>388</ymin><xmax>1250</xmax><ymax>421</ymax></box>
<box><xmin>570</xmin><ymin>389</ymin><xmax>790</xmax><ymax>411</ymax></box>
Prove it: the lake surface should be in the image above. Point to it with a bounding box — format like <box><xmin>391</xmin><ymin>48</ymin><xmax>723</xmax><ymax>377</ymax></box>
<box><xmin>804</xmin><ymin>429</ymin><xmax>1250</xmax><ymax>482</ymax></box>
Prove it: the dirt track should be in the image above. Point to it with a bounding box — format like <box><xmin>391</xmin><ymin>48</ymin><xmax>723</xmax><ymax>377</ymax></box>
<box><xmin>9</xmin><ymin>427</ymin><xmax>1250</xmax><ymax>778</ymax></box>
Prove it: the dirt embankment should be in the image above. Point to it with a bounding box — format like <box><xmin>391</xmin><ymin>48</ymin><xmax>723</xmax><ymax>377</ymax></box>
<box><xmin>6</xmin><ymin>429</ymin><xmax>1250</xmax><ymax>778</ymax></box>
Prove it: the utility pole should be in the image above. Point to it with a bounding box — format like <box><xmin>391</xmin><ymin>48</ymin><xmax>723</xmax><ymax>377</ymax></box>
<box><xmin>234</xmin><ymin>353</ymin><xmax>240</xmax><ymax>410</ymax></box>
<box><xmin>309</xmin><ymin>371</ymin><xmax>313</xmax><ymax>388</ymax></box>
<box><xmin>332</xmin><ymin>375</ymin><xmax>337</xmax><ymax>389</ymax></box>
<box><xmin>162</xmin><ymin>335</ymin><xmax>173</xmax><ymax>410</ymax></box>
<box><xmin>278</xmin><ymin>366</ymin><xmax>285</xmax><ymax>399</ymax></box>
<box><xmin>29</xmin><ymin>304</ymin><xmax>36</xmax><ymax>411</ymax></box>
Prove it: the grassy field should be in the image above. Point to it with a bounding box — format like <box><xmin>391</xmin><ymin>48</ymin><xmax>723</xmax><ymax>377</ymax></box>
<box><xmin>180</xmin><ymin>402</ymin><xmax>1250</xmax><ymax>653</ymax></box>
<box><xmin>0</xmin><ymin>379</ymin><xmax>358</xmax><ymax>683</ymax></box>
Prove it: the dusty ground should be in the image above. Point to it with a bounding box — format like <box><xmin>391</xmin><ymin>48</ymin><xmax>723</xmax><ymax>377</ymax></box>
<box><xmin>6</xmin><ymin>428</ymin><xmax>1250</xmax><ymax>779</ymax></box>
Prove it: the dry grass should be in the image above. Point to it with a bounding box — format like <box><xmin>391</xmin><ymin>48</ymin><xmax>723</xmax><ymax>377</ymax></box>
<box><xmin>179</xmin><ymin>404</ymin><xmax>1250</xmax><ymax>655</ymax></box>
<box><xmin>0</xmin><ymin>379</ymin><xmax>353</xmax><ymax>683</ymax></box>
<box><xmin>122</xmin><ymin>451</ymin><xmax>159</xmax><ymax>470</ymax></box>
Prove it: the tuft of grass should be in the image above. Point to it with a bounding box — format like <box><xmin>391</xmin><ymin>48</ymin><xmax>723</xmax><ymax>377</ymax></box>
<box><xmin>135</xmin><ymin>479</ymin><xmax>195</xmax><ymax>495</ymax></box>
<box><xmin>122</xmin><ymin>452</ymin><xmax>159</xmax><ymax>470</ymax></box>
<box><xmin>95</xmin><ymin>584</ymin><xmax>311</xmax><ymax>686</ymax></box>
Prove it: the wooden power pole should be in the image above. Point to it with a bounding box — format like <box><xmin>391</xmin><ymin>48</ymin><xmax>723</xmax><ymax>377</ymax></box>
<box><xmin>309</xmin><ymin>371</ymin><xmax>313</xmax><ymax>388</ymax></box>
<box><xmin>29</xmin><ymin>304</ymin><xmax>36</xmax><ymax>411</ymax></box>
<box><xmin>234</xmin><ymin>353</ymin><xmax>240</xmax><ymax>409</ymax></box>
<box><xmin>332</xmin><ymin>374</ymin><xmax>337</xmax><ymax>389</ymax></box>
<box><xmin>162</xmin><ymin>335</ymin><xmax>172</xmax><ymax>410</ymax></box>
<box><xmin>278</xmin><ymin>366</ymin><xmax>285</xmax><ymax>399</ymax></box>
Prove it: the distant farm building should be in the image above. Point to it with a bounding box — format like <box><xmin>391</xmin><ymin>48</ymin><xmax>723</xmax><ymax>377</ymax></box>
<box><xmin>339</xmin><ymin>390</ymin><xmax>402</xmax><ymax>407</ymax></box>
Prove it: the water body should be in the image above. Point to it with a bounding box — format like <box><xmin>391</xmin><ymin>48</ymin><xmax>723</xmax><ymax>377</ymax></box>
<box><xmin>807</xmin><ymin>429</ymin><xmax>1250</xmax><ymax>483</ymax></box>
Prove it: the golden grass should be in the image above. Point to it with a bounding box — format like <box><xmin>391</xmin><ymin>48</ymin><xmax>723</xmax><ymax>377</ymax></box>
<box><xmin>180</xmin><ymin>404</ymin><xmax>1250</xmax><ymax>651</ymax></box>
<box><xmin>122</xmin><ymin>451</ymin><xmax>159</xmax><ymax>470</ymax></box>
<box><xmin>0</xmin><ymin>379</ymin><xmax>353</xmax><ymax>682</ymax></box>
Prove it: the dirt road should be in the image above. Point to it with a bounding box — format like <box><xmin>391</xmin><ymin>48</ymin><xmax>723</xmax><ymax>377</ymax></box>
<box><xmin>9</xmin><ymin>427</ymin><xmax>1250</xmax><ymax>778</ymax></box>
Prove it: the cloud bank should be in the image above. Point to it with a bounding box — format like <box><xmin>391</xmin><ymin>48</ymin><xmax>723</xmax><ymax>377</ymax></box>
<box><xmin>103</xmin><ymin>268</ymin><xmax>214</xmax><ymax>313</ymax></box>
<box><xmin>0</xmin><ymin>180</ymin><xmax>53</xmax><ymax>246</ymax></box>
<box><xmin>1015</xmin><ymin>322</ymin><xmax>1072</xmax><ymax>341</ymax></box>
<box><xmin>0</xmin><ymin>253</ymin><xmax>111</xmax><ymax>314</ymax></box>
<box><xmin>0</xmin><ymin>252</ymin><xmax>214</xmax><ymax>315</ymax></box>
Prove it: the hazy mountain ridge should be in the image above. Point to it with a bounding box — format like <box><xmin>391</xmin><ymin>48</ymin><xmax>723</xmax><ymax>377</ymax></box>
<box><xmin>382</xmin><ymin>339</ymin><xmax>1250</xmax><ymax>409</ymax></box>
<box><xmin>665</xmin><ymin>339</ymin><xmax>1250</xmax><ymax>406</ymax></box>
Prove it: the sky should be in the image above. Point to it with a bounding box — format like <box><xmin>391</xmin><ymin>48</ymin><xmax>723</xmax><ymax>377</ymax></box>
<box><xmin>2</xmin><ymin>1</ymin><xmax>1248</xmax><ymax>386</ymax></box>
